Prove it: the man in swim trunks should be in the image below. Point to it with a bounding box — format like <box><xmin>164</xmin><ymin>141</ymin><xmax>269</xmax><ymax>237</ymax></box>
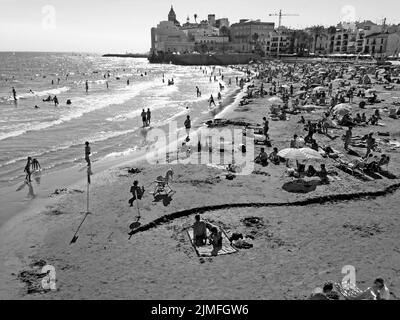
<box><xmin>146</xmin><ymin>108</ymin><xmax>151</xmax><ymax>126</ymax></box>
<box><xmin>192</xmin><ymin>214</ymin><xmax>207</xmax><ymax>246</ymax></box>
<box><xmin>24</xmin><ymin>157</ymin><xmax>32</xmax><ymax>182</ymax></box>
<box><xmin>12</xmin><ymin>87</ymin><xmax>17</xmax><ymax>101</ymax></box>
<box><xmin>141</xmin><ymin>109</ymin><xmax>147</xmax><ymax>127</ymax></box>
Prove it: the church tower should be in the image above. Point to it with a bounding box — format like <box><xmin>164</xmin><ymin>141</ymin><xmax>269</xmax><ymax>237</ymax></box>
<box><xmin>168</xmin><ymin>6</ymin><xmax>177</xmax><ymax>23</ymax></box>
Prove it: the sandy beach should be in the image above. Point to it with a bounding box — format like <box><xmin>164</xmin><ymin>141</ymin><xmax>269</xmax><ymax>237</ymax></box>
<box><xmin>1</xmin><ymin>61</ymin><xmax>400</xmax><ymax>300</ymax></box>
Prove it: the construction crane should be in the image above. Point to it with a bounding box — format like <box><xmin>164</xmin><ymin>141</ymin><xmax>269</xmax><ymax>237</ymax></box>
<box><xmin>269</xmin><ymin>9</ymin><xmax>299</xmax><ymax>28</ymax></box>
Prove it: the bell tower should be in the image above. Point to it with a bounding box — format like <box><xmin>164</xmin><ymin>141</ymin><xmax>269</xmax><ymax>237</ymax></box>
<box><xmin>168</xmin><ymin>5</ymin><xmax>176</xmax><ymax>22</ymax></box>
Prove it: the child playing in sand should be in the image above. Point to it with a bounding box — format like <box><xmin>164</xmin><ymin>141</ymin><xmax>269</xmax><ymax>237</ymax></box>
<box><xmin>129</xmin><ymin>180</ymin><xmax>145</xmax><ymax>207</ymax></box>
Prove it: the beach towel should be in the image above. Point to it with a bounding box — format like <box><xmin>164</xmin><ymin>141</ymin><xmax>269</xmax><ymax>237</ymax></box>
<box><xmin>334</xmin><ymin>283</ymin><xmax>364</xmax><ymax>300</ymax></box>
<box><xmin>187</xmin><ymin>228</ymin><xmax>238</xmax><ymax>257</ymax></box>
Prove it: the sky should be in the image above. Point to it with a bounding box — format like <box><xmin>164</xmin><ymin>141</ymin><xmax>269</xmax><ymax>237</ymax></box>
<box><xmin>0</xmin><ymin>0</ymin><xmax>399</xmax><ymax>53</ymax></box>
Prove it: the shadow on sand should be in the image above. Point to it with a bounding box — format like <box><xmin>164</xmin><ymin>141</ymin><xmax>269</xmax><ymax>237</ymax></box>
<box><xmin>153</xmin><ymin>193</ymin><xmax>173</xmax><ymax>206</ymax></box>
<box><xmin>282</xmin><ymin>179</ymin><xmax>322</xmax><ymax>194</ymax></box>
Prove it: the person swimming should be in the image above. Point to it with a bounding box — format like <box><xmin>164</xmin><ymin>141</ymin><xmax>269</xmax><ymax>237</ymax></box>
<box><xmin>43</xmin><ymin>95</ymin><xmax>52</xmax><ymax>102</ymax></box>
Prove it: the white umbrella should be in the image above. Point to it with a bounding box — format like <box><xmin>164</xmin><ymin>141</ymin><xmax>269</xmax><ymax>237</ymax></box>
<box><xmin>332</xmin><ymin>103</ymin><xmax>352</xmax><ymax>115</ymax></box>
<box><xmin>365</xmin><ymin>89</ymin><xmax>377</xmax><ymax>95</ymax></box>
<box><xmin>281</xmin><ymin>84</ymin><xmax>290</xmax><ymax>89</ymax></box>
<box><xmin>277</xmin><ymin>148</ymin><xmax>323</xmax><ymax>161</ymax></box>
<box><xmin>298</xmin><ymin>105</ymin><xmax>317</xmax><ymax>111</ymax></box>
<box><xmin>268</xmin><ymin>97</ymin><xmax>283</xmax><ymax>104</ymax></box>
<box><xmin>313</xmin><ymin>86</ymin><xmax>326</xmax><ymax>92</ymax></box>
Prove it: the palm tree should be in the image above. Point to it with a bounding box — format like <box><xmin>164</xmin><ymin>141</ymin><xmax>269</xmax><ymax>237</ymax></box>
<box><xmin>194</xmin><ymin>14</ymin><xmax>197</xmax><ymax>23</ymax></box>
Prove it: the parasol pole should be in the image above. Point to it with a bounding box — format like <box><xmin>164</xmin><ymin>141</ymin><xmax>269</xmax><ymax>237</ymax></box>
<box><xmin>70</xmin><ymin>165</ymin><xmax>91</xmax><ymax>244</ymax></box>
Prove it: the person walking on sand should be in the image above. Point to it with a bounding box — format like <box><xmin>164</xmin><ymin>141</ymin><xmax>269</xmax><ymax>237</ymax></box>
<box><xmin>344</xmin><ymin>126</ymin><xmax>352</xmax><ymax>151</ymax></box>
<box><xmin>24</xmin><ymin>157</ymin><xmax>32</xmax><ymax>183</ymax></box>
<box><xmin>263</xmin><ymin>117</ymin><xmax>269</xmax><ymax>140</ymax></box>
<box><xmin>129</xmin><ymin>180</ymin><xmax>145</xmax><ymax>207</ymax></box>
<box><xmin>196</xmin><ymin>86</ymin><xmax>201</xmax><ymax>97</ymax></box>
<box><xmin>209</xmin><ymin>94</ymin><xmax>216</xmax><ymax>107</ymax></box>
<box><xmin>85</xmin><ymin>80</ymin><xmax>89</xmax><ymax>93</ymax></box>
<box><xmin>217</xmin><ymin>92</ymin><xmax>222</xmax><ymax>101</ymax></box>
<box><xmin>184</xmin><ymin>115</ymin><xmax>191</xmax><ymax>139</ymax></box>
<box><xmin>141</xmin><ymin>109</ymin><xmax>147</xmax><ymax>127</ymax></box>
<box><xmin>146</xmin><ymin>108</ymin><xmax>151</xmax><ymax>126</ymax></box>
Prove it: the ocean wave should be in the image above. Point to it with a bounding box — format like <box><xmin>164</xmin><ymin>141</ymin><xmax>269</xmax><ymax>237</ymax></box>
<box><xmin>0</xmin><ymin>128</ymin><xmax>142</xmax><ymax>171</ymax></box>
<box><xmin>0</xmin><ymin>82</ymin><xmax>159</xmax><ymax>141</ymax></box>
<box><xmin>1</xmin><ymin>86</ymin><xmax>71</xmax><ymax>102</ymax></box>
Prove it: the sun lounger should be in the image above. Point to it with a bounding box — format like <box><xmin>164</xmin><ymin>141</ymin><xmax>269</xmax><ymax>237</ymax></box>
<box><xmin>187</xmin><ymin>227</ymin><xmax>238</xmax><ymax>257</ymax></box>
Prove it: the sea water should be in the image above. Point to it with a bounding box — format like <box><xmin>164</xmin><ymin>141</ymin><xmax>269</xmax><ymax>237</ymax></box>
<box><xmin>0</xmin><ymin>52</ymin><xmax>244</xmax><ymax>190</ymax></box>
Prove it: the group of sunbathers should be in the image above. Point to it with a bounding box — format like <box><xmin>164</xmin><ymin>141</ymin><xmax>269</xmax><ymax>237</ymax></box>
<box><xmin>310</xmin><ymin>278</ymin><xmax>390</xmax><ymax>300</ymax></box>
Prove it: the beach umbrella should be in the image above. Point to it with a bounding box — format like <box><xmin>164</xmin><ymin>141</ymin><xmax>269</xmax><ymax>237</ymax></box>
<box><xmin>268</xmin><ymin>97</ymin><xmax>283</xmax><ymax>104</ymax></box>
<box><xmin>298</xmin><ymin>105</ymin><xmax>317</xmax><ymax>111</ymax></box>
<box><xmin>313</xmin><ymin>86</ymin><xmax>326</xmax><ymax>92</ymax></box>
<box><xmin>277</xmin><ymin>148</ymin><xmax>323</xmax><ymax>161</ymax></box>
<box><xmin>332</xmin><ymin>103</ymin><xmax>352</xmax><ymax>116</ymax></box>
<box><xmin>378</xmin><ymin>68</ymin><xmax>386</xmax><ymax>75</ymax></box>
<box><xmin>281</xmin><ymin>84</ymin><xmax>290</xmax><ymax>89</ymax></box>
<box><xmin>295</xmin><ymin>90</ymin><xmax>306</xmax><ymax>96</ymax></box>
<box><xmin>365</xmin><ymin>89</ymin><xmax>377</xmax><ymax>95</ymax></box>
